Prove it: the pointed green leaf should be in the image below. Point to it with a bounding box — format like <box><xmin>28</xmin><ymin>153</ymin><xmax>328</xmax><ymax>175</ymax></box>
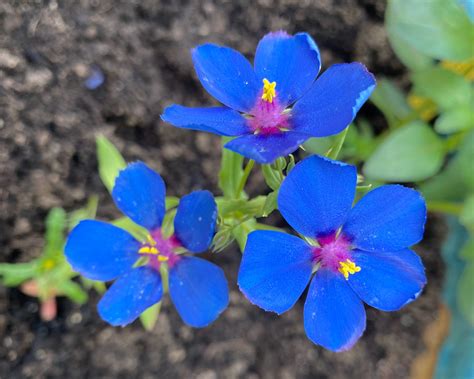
<box><xmin>140</xmin><ymin>301</ymin><xmax>162</xmax><ymax>331</ymax></box>
<box><xmin>96</xmin><ymin>135</ymin><xmax>127</xmax><ymax>193</ymax></box>
<box><xmin>0</xmin><ymin>261</ymin><xmax>39</xmax><ymax>286</ymax></box>
<box><xmin>435</xmin><ymin>106</ymin><xmax>474</xmax><ymax>134</ymax></box>
<box><xmin>387</xmin><ymin>0</ymin><xmax>474</xmax><ymax>61</ymax></box>
<box><xmin>364</xmin><ymin>121</ymin><xmax>445</xmax><ymax>182</ymax></box>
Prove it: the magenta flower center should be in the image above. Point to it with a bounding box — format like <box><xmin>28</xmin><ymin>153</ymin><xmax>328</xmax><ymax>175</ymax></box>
<box><xmin>246</xmin><ymin>79</ymin><xmax>290</xmax><ymax>135</ymax></box>
<box><xmin>138</xmin><ymin>229</ymin><xmax>181</xmax><ymax>270</ymax></box>
<box><xmin>312</xmin><ymin>234</ymin><xmax>360</xmax><ymax>279</ymax></box>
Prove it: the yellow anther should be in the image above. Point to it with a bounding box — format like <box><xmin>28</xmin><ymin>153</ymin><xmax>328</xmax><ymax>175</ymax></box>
<box><xmin>139</xmin><ymin>246</ymin><xmax>160</xmax><ymax>255</ymax></box>
<box><xmin>158</xmin><ymin>255</ymin><xmax>169</xmax><ymax>262</ymax></box>
<box><xmin>261</xmin><ymin>78</ymin><xmax>277</xmax><ymax>103</ymax></box>
<box><xmin>338</xmin><ymin>259</ymin><xmax>361</xmax><ymax>280</ymax></box>
<box><xmin>138</xmin><ymin>246</ymin><xmax>151</xmax><ymax>254</ymax></box>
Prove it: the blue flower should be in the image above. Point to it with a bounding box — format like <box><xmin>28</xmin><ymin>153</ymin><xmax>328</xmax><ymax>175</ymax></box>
<box><xmin>238</xmin><ymin>155</ymin><xmax>427</xmax><ymax>351</ymax></box>
<box><xmin>65</xmin><ymin>162</ymin><xmax>228</xmax><ymax>327</ymax></box>
<box><xmin>161</xmin><ymin>31</ymin><xmax>376</xmax><ymax>164</ymax></box>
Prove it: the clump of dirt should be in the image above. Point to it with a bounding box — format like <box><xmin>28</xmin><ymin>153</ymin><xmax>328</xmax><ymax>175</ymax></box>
<box><xmin>0</xmin><ymin>1</ymin><xmax>443</xmax><ymax>378</ymax></box>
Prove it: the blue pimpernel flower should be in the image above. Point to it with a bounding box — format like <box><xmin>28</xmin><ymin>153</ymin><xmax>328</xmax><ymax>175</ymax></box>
<box><xmin>65</xmin><ymin>162</ymin><xmax>229</xmax><ymax>327</ymax></box>
<box><xmin>238</xmin><ymin>155</ymin><xmax>427</xmax><ymax>351</ymax></box>
<box><xmin>161</xmin><ymin>31</ymin><xmax>376</xmax><ymax>164</ymax></box>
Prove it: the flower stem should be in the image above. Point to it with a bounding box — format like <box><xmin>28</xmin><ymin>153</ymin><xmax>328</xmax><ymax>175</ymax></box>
<box><xmin>327</xmin><ymin>126</ymin><xmax>349</xmax><ymax>160</ymax></box>
<box><xmin>427</xmin><ymin>201</ymin><xmax>463</xmax><ymax>216</ymax></box>
<box><xmin>236</xmin><ymin>159</ymin><xmax>255</xmax><ymax>196</ymax></box>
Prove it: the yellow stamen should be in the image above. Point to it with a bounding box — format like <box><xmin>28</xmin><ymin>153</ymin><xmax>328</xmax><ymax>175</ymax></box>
<box><xmin>139</xmin><ymin>246</ymin><xmax>160</xmax><ymax>255</ymax></box>
<box><xmin>338</xmin><ymin>259</ymin><xmax>361</xmax><ymax>280</ymax></box>
<box><xmin>138</xmin><ymin>246</ymin><xmax>151</xmax><ymax>254</ymax></box>
<box><xmin>158</xmin><ymin>255</ymin><xmax>169</xmax><ymax>262</ymax></box>
<box><xmin>261</xmin><ymin>78</ymin><xmax>277</xmax><ymax>103</ymax></box>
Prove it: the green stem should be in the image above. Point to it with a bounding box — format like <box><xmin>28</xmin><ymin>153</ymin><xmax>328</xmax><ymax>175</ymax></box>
<box><xmin>236</xmin><ymin>159</ymin><xmax>255</xmax><ymax>196</ymax></box>
<box><xmin>327</xmin><ymin>126</ymin><xmax>349</xmax><ymax>160</ymax></box>
<box><xmin>427</xmin><ymin>201</ymin><xmax>463</xmax><ymax>216</ymax></box>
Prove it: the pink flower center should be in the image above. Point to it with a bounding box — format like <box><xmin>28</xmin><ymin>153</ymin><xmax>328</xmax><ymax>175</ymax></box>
<box><xmin>138</xmin><ymin>229</ymin><xmax>181</xmax><ymax>270</ymax></box>
<box><xmin>246</xmin><ymin>79</ymin><xmax>290</xmax><ymax>135</ymax></box>
<box><xmin>312</xmin><ymin>234</ymin><xmax>361</xmax><ymax>279</ymax></box>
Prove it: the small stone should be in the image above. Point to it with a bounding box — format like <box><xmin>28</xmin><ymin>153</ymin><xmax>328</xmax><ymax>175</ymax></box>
<box><xmin>0</xmin><ymin>49</ymin><xmax>23</xmax><ymax>69</ymax></box>
<box><xmin>25</xmin><ymin>68</ymin><xmax>53</xmax><ymax>90</ymax></box>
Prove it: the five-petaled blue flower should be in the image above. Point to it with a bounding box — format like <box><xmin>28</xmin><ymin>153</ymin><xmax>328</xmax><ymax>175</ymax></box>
<box><xmin>161</xmin><ymin>31</ymin><xmax>376</xmax><ymax>164</ymax></box>
<box><xmin>65</xmin><ymin>162</ymin><xmax>229</xmax><ymax>327</ymax></box>
<box><xmin>238</xmin><ymin>155</ymin><xmax>427</xmax><ymax>351</ymax></box>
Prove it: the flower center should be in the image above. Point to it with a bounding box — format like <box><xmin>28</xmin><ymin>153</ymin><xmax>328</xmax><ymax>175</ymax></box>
<box><xmin>247</xmin><ymin>78</ymin><xmax>290</xmax><ymax>135</ymax></box>
<box><xmin>138</xmin><ymin>230</ymin><xmax>181</xmax><ymax>269</ymax></box>
<box><xmin>312</xmin><ymin>233</ymin><xmax>361</xmax><ymax>280</ymax></box>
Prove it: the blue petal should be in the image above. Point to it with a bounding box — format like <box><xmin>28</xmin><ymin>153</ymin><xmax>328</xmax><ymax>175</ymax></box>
<box><xmin>348</xmin><ymin>249</ymin><xmax>426</xmax><ymax>311</ymax></box>
<box><xmin>254</xmin><ymin>31</ymin><xmax>321</xmax><ymax>106</ymax></box>
<box><xmin>278</xmin><ymin>155</ymin><xmax>357</xmax><ymax>238</ymax></box>
<box><xmin>224</xmin><ymin>131</ymin><xmax>308</xmax><ymax>164</ymax></box>
<box><xmin>174</xmin><ymin>190</ymin><xmax>217</xmax><ymax>253</ymax></box>
<box><xmin>342</xmin><ymin>185</ymin><xmax>427</xmax><ymax>252</ymax></box>
<box><xmin>304</xmin><ymin>269</ymin><xmax>366</xmax><ymax>352</ymax></box>
<box><xmin>161</xmin><ymin>105</ymin><xmax>250</xmax><ymax>136</ymax></box>
<box><xmin>238</xmin><ymin>231</ymin><xmax>313</xmax><ymax>314</ymax></box>
<box><xmin>192</xmin><ymin>44</ymin><xmax>260</xmax><ymax>113</ymax></box>
<box><xmin>97</xmin><ymin>266</ymin><xmax>163</xmax><ymax>326</ymax></box>
<box><xmin>169</xmin><ymin>256</ymin><xmax>229</xmax><ymax>327</ymax></box>
<box><xmin>112</xmin><ymin>162</ymin><xmax>166</xmax><ymax>231</ymax></box>
<box><xmin>291</xmin><ymin>63</ymin><xmax>376</xmax><ymax>137</ymax></box>
<box><xmin>65</xmin><ymin>220</ymin><xmax>139</xmax><ymax>281</ymax></box>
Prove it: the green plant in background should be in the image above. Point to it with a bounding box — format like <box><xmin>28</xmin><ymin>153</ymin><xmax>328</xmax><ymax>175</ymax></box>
<box><xmin>0</xmin><ymin>197</ymin><xmax>102</xmax><ymax>320</ymax></box>
<box><xmin>305</xmin><ymin>0</ymin><xmax>473</xmax><ymax>374</ymax></box>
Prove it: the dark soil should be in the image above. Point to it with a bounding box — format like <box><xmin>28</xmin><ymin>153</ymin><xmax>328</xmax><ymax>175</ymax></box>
<box><xmin>0</xmin><ymin>1</ymin><xmax>444</xmax><ymax>378</ymax></box>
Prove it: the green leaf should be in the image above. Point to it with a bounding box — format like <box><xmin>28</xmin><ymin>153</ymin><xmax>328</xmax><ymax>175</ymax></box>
<box><xmin>161</xmin><ymin>209</ymin><xmax>177</xmax><ymax>238</ymax></box>
<box><xmin>460</xmin><ymin>195</ymin><xmax>474</xmax><ymax>232</ymax></box>
<box><xmin>412</xmin><ymin>67</ymin><xmax>472</xmax><ymax>110</ymax></box>
<box><xmin>165</xmin><ymin>196</ymin><xmax>180</xmax><ymax>210</ymax></box>
<box><xmin>386</xmin><ymin>0</ymin><xmax>474</xmax><ymax>61</ymax></box>
<box><xmin>140</xmin><ymin>301</ymin><xmax>162</xmax><ymax>331</ymax></box>
<box><xmin>262</xmin><ymin>191</ymin><xmax>278</xmax><ymax>217</ymax></box>
<box><xmin>96</xmin><ymin>135</ymin><xmax>127</xmax><ymax>193</ymax></box>
<box><xmin>385</xmin><ymin>23</ymin><xmax>433</xmax><ymax>72</ymax></box>
<box><xmin>217</xmin><ymin>196</ymin><xmax>266</xmax><ymax>219</ymax></box>
<box><xmin>43</xmin><ymin>207</ymin><xmax>67</xmax><ymax>259</ymax></box>
<box><xmin>364</xmin><ymin>121</ymin><xmax>445</xmax><ymax>182</ymax></box>
<box><xmin>112</xmin><ymin>217</ymin><xmax>149</xmax><ymax>242</ymax></box>
<box><xmin>211</xmin><ymin>226</ymin><xmax>235</xmax><ymax>253</ymax></box>
<box><xmin>435</xmin><ymin>106</ymin><xmax>474</xmax><ymax>134</ymax></box>
<box><xmin>0</xmin><ymin>261</ymin><xmax>39</xmax><ymax>286</ymax></box>
<box><xmin>421</xmin><ymin>131</ymin><xmax>474</xmax><ymax>201</ymax></box>
<box><xmin>57</xmin><ymin>280</ymin><xmax>88</xmax><ymax>304</ymax></box>
<box><xmin>68</xmin><ymin>195</ymin><xmax>99</xmax><ymax>230</ymax></box>
<box><xmin>370</xmin><ymin>79</ymin><xmax>411</xmax><ymax>127</ymax></box>
<box><xmin>218</xmin><ymin>138</ymin><xmax>244</xmax><ymax>199</ymax></box>
<box><xmin>457</xmin><ymin>262</ymin><xmax>474</xmax><ymax>325</ymax></box>
<box><xmin>261</xmin><ymin>164</ymin><xmax>283</xmax><ymax>191</ymax></box>
<box><xmin>232</xmin><ymin>218</ymin><xmax>257</xmax><ymax>252</ymax></box>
